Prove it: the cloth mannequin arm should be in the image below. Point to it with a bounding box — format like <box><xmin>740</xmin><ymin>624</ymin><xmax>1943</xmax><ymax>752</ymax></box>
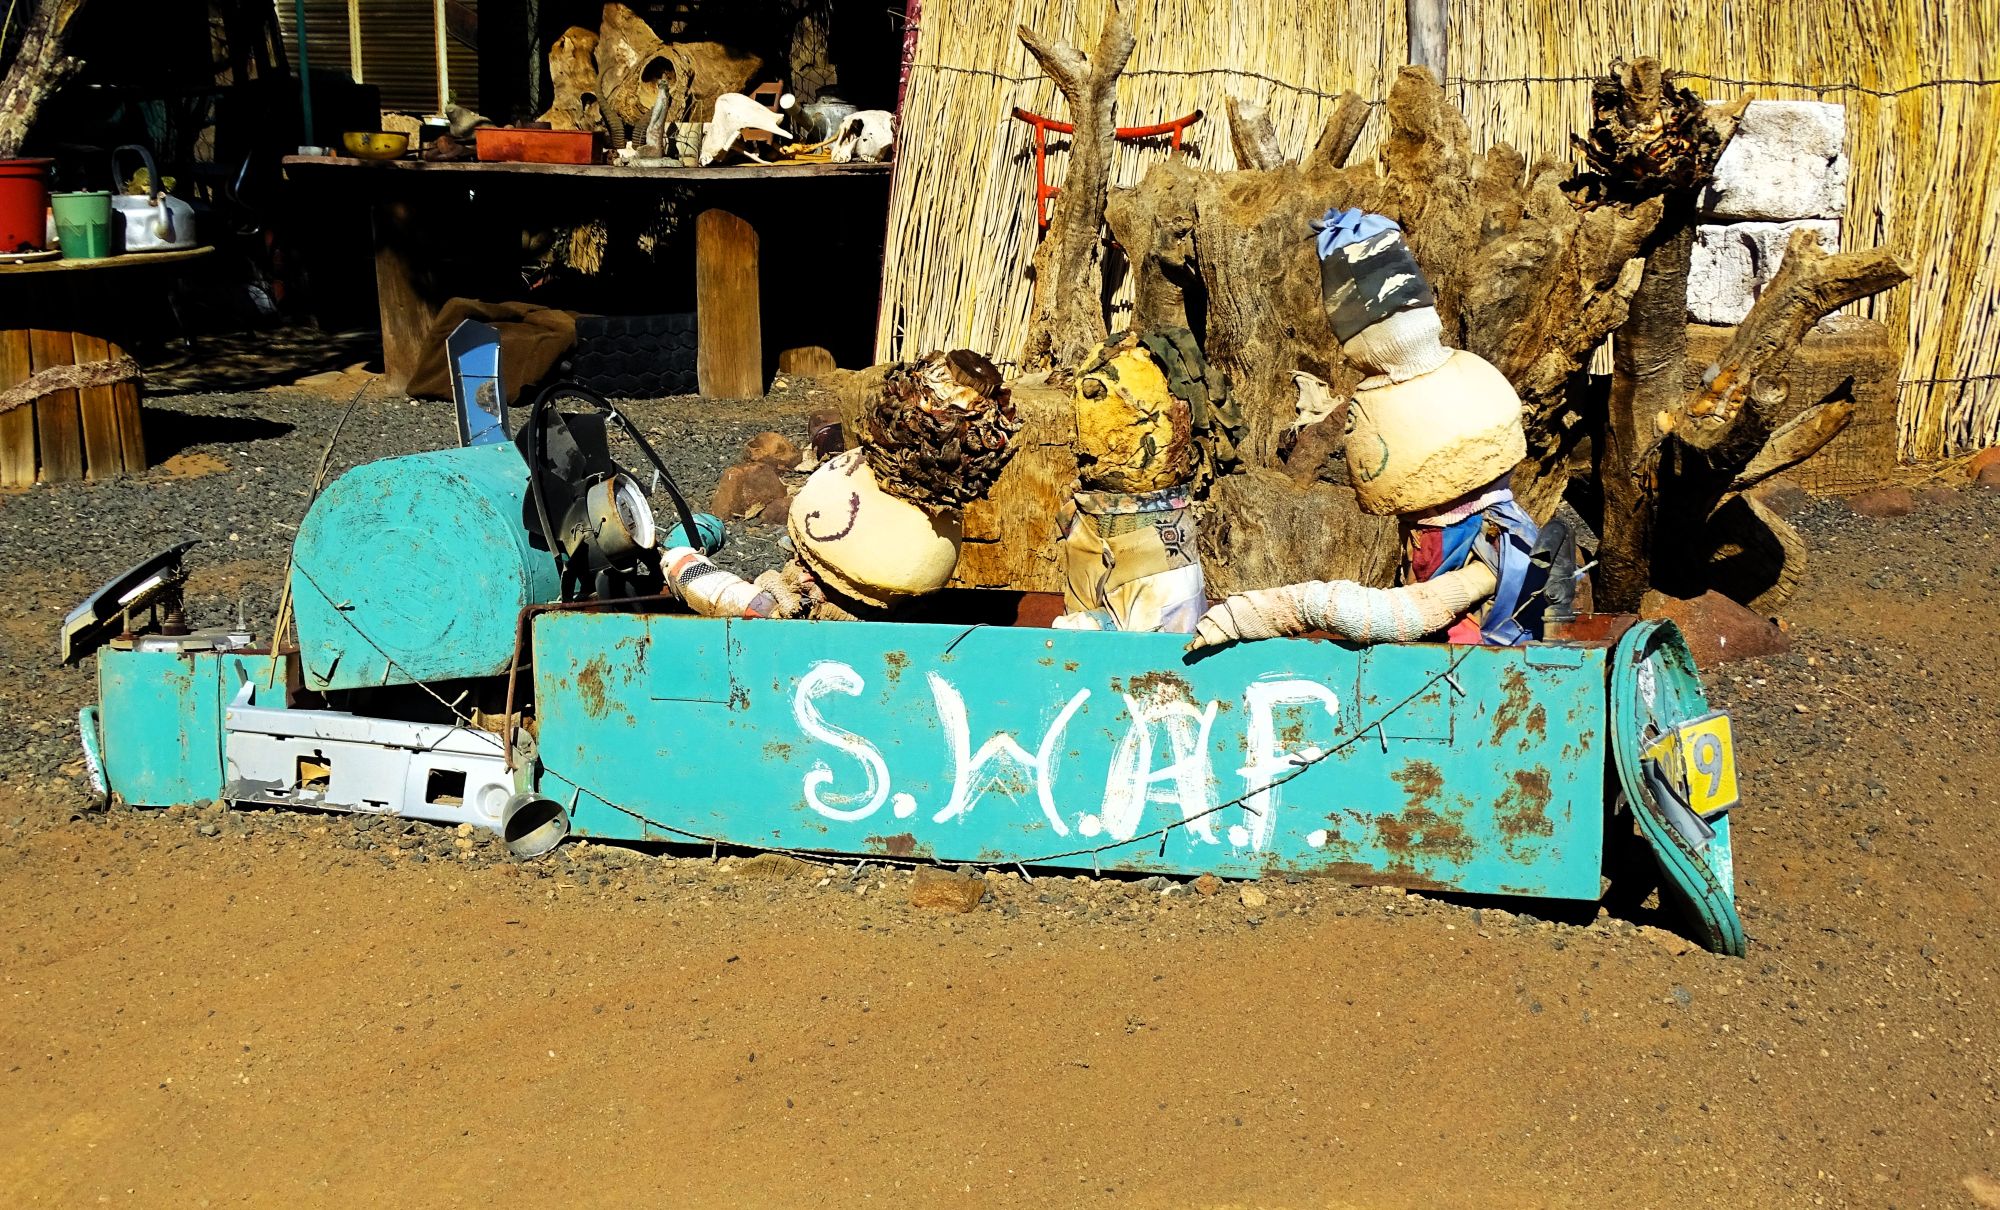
<box><xmin>1187</xmin><ymin>561</ymin><xmax>1499</xmax><ymax>650</ymax></box>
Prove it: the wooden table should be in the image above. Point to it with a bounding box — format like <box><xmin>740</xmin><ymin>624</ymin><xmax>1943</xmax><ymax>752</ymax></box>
<box><xmin>281</xmin><ymin>156</ymin><xmax>893</xmax><ymax>399</ymax></box>
<box><xmin>0</xmin><ymin>247</ymin><xmax>212</xmax><ymax>486</ymax></box>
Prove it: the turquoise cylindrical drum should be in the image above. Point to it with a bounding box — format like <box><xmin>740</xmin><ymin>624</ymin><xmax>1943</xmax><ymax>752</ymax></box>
<box><xmin>291</xmin><ymin>443</ymin><xmax>562</xmax><ymax>691</ymax></box>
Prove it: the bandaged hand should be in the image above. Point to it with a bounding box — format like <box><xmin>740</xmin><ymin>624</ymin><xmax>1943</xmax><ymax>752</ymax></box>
<box><xmin>1186</xmin><ymin>562</ymin><xmax>1499</xmax><ymax>651</ymax></box>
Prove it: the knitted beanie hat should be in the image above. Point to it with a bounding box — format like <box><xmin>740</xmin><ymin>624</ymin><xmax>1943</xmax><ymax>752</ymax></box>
<box><xmin>1312</xmin><ymin>207</ymin><xmax>1451</xmax><ymax>385</ymax></box>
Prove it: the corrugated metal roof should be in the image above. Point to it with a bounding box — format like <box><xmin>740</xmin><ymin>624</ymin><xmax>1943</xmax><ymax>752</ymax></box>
<box><xmin>277</xmin><ymin>0</ymin><xmax>480</xmax><ymax>114</ymax></box>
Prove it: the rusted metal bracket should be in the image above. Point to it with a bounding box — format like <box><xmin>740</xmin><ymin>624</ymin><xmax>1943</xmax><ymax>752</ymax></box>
<box><xmin>1010</xmin><ymin>107</ymin><xmax>1203</xmax><ymax>229</ymax></box>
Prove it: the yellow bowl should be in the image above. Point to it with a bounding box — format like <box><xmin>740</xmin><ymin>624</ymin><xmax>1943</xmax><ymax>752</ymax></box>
<box><xmin>342</xmin><ymin>131</ymin><xmax>410</xmax><ymax>160</ymax></box>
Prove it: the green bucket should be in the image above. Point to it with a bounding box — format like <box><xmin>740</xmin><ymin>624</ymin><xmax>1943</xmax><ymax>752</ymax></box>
<box><xmin>51</xmin><ymin>190</ymin><xmax>112</xmax><ymax>259</ymax></box>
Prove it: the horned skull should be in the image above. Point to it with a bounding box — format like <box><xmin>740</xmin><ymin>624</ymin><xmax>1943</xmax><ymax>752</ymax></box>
<box><xmin>828</xmin><ymin>110</ymin><xmax>895</xmax><ymax>163</ymax></box>
<box><xmin>698</xmin><ymin>92</ymin><xmax>790</xmax><ymax>166</ymax></box>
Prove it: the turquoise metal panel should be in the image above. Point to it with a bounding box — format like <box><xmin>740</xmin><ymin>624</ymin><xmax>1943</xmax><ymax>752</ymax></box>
<box><xmin>98</xmin><ymin>648</ymin><xmax>286</xmax><ymax>807</ymax></box>
<box><xmin>290</xmin><ymin>443</ymin><xmax>561</xmax><ymax>691</ymax></box>
<box><xmin>532</xmin><ymin>613</ymin><xmax>1609</xmax><ymax>897</ymax></box>
<box><xmin>1612</xmin><ymin>621</ymin><xmax>1746</xmax><ymax>955</ymax></box>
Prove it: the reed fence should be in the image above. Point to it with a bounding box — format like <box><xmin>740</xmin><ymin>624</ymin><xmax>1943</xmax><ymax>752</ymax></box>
<box><xmin>876</xmin><ymin>0</ymin><xmax>2000</xmax><ymax>461</ymax></box>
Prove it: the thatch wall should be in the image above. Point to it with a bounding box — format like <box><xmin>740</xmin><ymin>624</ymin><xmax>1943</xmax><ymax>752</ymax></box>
<box><xmin>877</xmin><ymin>0</ymin><xmax>2000</xmax><ymax>460</ymax></box>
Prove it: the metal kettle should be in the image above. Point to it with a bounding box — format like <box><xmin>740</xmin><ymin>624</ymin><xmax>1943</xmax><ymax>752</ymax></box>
<box><xmin>110</xmin><ymin>145</ymin><xmax>196</xmax><ymax>253</ymax></box>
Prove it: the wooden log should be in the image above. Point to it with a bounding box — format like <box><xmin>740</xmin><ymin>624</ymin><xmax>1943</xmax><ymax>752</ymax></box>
<box><xmin>695</xmin><ymin>207</ymin><xmax>762</xmax><ymax>398</ymax></box>
<box><xmin>28</xmin><ymin>326</ymin><xmax>81</xmax><ymax>482</ymax></box>
<box><xmin>0</xmin><ymin>328</ymin><xmax>33</xmax><ymax>486</ymax></box>
<box><xmin>1197</xmin><ymin>469</ymin><xmax>1400</xmax><ymax>597</ymax></box>
<box><xmin>1225</xmin><ymin>95</ymin><xmax>1283</xmax><ymax>172</ymax></box>
<box><xmin>777</xmin><ymin>346</ymin><xmax>837</xmax><ymax>377</ymax></box>
<box><xmin>1405</xmin><ymin>0</ymin><xmax>1449</xmax><ymax>74</ymax></box>
<box><xmin>1014</xmin><ymin>1</ymin><xmax>1135</xmax><ymax>374</ymax></box>
<box><xmin>949</xmin><ymin>383</ymin><xmax>1074</xmax><ymax>591</ymax></box>
<box><xmin>1308</xmin><ymin>93</ymin><xmax>1373</xmax><ymax>168</ymax></box>
<box><xmin>72</xmin><ymin>330</ymin><xmax>121</xmax><ymax>478</ymax></box>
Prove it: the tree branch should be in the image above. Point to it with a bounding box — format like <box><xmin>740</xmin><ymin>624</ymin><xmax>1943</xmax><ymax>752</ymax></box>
<box><xmin>1675</xmin><ymin>229</ymin><xmax>1909</xmax><ymax>450</ymax></box>
<box><xmin>1225</xmin><ymin>94</ymin><xmax>1283</xmax><ymax>171</ymax></box>
<box><xmin>1308</xmin><ymin>92</ymin><xmax>1372</xmax><ymax>167</ymax></box>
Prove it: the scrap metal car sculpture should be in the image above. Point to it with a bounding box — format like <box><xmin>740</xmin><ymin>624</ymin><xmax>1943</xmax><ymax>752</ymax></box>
<box><xmin>69</xmin><ymin>381</ymin><xmax>1748</xmax><ymax>955</ymax></box>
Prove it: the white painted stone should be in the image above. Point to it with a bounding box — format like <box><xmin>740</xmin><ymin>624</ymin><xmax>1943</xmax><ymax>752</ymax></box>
<box><xmin>1704</xmin><ymin>100</ymin><xmax>1849</xmax><ymax>220</ymax></box>
<box><xmin>1687</xmin><ymin>219</ymin><xmax>1840</xmax><ymax>326</ymax></box>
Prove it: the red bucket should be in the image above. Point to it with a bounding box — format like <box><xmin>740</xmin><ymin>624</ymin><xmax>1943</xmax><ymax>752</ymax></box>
<box><xmin>0</xmin><ymin>158</ymin><xmax>54</xmax><ymax>252</ymax></box>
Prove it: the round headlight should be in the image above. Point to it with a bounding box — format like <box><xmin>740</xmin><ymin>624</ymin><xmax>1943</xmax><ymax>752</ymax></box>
<box><xmin>585</xmin><ymin>474</ymin><xmax>656</xmax><ymax>564</ymax></box>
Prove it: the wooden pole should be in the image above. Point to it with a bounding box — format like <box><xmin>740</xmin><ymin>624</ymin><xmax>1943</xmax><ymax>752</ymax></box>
<box><xmin>433</xmin><ymin>0</ymin><xmax>449</xmax><ymax>115</ymax></box>
<box><xmin>292</xmin><ymin>0</ymin><xmax>314</xmax><ymax>144</ymax></box>
<box><xmin>1405</xmin><ymin>0</ymin><xmax>1447</xmax><ymax>73</ymax></box>
<box><xmin>347</xmin><ymin>0</ymin><xmax>364</xmax><ymax>83</ymax></box>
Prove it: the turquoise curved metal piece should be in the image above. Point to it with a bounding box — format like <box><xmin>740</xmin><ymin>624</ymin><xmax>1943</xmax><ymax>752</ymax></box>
<box><xmin>531</xmin><ymin>611</ymin><xmax>1612</xmax><ymax>898</ymax></box>
<box><xmin>290</xmin><ymin>443</ymin><xmax>562</xmax><ymax>691</ymax></box>
<box><xmin>1610</xmin><ymin>620</ymin><xmax>1747</xmax><ymax>956</ymax></box>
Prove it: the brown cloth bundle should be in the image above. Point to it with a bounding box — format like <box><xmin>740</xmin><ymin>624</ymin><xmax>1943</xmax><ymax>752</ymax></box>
<box><xmin>405</xmin><ymin>299</ymin><xmax>580</xmax><ymax>404</ymax></box>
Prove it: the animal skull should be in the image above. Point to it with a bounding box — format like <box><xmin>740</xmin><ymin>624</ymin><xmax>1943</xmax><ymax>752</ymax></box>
<box><xmin>699</xmin><ymin>92</ymin><xmax>789</xmax><ymax>166</ymax></box>
<box><xmin>829</xmin><ymin>110</ymin><xmax>894</xmax><ymax>163</ymax></box>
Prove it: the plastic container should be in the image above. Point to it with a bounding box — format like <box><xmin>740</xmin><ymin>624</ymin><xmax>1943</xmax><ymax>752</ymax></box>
<box><xmin>474</xmin><ymin>127</ymin><xmax>596</xmax><ymax>165</ymax></box>
<box><xmin>0</xmin><ymin>158</ymin><xmax>53</xmax><ymax>252</ymax></box>
<box><xmin>51</xmin><ymin>191</ymin><xmax>113</xmax><ymax>259</ymax></box>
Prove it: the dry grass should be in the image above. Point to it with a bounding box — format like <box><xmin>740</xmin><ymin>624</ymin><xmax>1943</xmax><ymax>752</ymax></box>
<box><xmin>881</xmin><ymin>0</ymin><xmax>2000</xmax><ymax>460</ymax></box>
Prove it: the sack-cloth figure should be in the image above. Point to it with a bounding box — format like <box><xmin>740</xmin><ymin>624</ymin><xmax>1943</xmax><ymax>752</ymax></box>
<box><xmin>1189</xmin><ymin>208</ymin><xmax>1544</xmax><ymax>651</ymax></box>
<box><xmin>1054</xmin><ymin>328</ymin><xmax>1237</xmax><ymax>635</ymax></box>
<box><xmin>664</xmin><ymin>350</ymin><xmax>1021</xmax><ymax>621</ymax></box>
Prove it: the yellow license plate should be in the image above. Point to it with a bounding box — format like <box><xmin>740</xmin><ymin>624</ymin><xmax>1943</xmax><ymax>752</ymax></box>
<box><xmin>1647</xmin><ymin>711</ymin><xmax>1739</xmax><ymax>817</ymax></box>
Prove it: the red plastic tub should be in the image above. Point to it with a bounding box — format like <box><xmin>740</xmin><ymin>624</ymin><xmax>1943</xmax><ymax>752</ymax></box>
<box><xmin>474</xmin><ymin>127</ymin><xmax>596</xmax><ymax>165</ymax></box>
<box><xmin>0</xmin><ymin>158</ymin><xmax>53</xmax><ymax>252</ymax></box>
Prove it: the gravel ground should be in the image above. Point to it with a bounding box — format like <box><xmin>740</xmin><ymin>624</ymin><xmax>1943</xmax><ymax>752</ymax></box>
<box><xmin>3</xmin><ymin>386</ymin><xmax>2000</xmax><ymax>1203</ymax></box>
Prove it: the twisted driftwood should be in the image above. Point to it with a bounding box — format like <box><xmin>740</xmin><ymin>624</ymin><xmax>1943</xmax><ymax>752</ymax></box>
<box><xmin>1013</xmin><ymin>2</ymin><xmax>1135</xmax><ymax>375</ymax></box>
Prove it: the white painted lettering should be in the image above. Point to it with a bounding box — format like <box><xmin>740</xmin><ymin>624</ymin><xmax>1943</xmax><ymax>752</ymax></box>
<box><xmin>1236</xmin><ymin>678</ymin><xmax>1341</xmax><ymax>851</ymax></box>
<box><xmin>795</xmin><ymin>660</ymin><xmax>891</xmax><ymax>822</ymax></box>
<box><xmin>927</xmin><ymin>672</ymin><xmax>1085</xmax><ymax>838</ymax></box>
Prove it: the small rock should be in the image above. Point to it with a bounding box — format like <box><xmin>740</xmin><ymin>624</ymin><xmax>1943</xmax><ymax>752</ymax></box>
<box><xmin>1977</xmin><ymin>463</ymin><xmax>2000</xmax><ymax>491</ymax></box>
<box><xmin>1136</xmin><ymin>875</ymin><xmax>1170</xmax><ymax>893</ymax></box>
<box><xmin>1670</xmin><ymin>984</ymin><xmax>1693</xmax><ymax>1009</ymax></box>
<box><xmin>197</xmin><ymin>822</ymin><xmax>218</xmax><ymax>837</ymax></box>
<box><xmin>1915</xmin><ymin>484</ymin><xmax>1958</xmax><ymax>509</ymax></box>
<box><xmin>1845</xmin><ymin>486</ymin><xmax>1915</xmax><ymax>518</ymax></box>
<box><xmin>1965</xmin><ymin>447</ymin><xmax>2000</xmax><ymax>481</ymax></box>
<box><xmin>733</xmin><ymin>853</ymin><xmax>814</xmax><ymax>880</ymax></box>
<box><xmin>1239</xmin><ymin>885</ymin><xmax>1269</xmax><ymax>909</ymax></box>
<box><xmin>745</xmin><ymin>431</ymin><xmax>803</xmax><ymax>471</ymax></box>
<box><xmin>908</xmin><ymin>866</ymin><xmax>985</xmax><ymax>913</ymax></box>
<box><xmin>1191</xmin><ymin>873</ymin><xmax>1220</xmax><ymax>897</ymax></box>
<box><xmin>1638</xmin><ymin>590</ymin><xmax>1790</xmax><ymax>669</ymax></box>
<box><xmin>712</xmin><ymin>462</ymin><xmax>789</xmax><ymax>520</ymax></box>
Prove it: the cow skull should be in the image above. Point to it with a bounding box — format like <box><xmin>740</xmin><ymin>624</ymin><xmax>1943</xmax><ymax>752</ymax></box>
<box><xmin>699</xmin><ymin>92</ymin><xmax>790</xmax><ymax>166</ymax></box>
<box><xmin>828</xmin><ymin>110</ymin><xmax>895</xmax><ymax>163</ymax></box>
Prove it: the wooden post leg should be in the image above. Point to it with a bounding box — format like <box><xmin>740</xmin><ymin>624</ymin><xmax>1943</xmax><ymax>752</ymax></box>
<box><xmin>373</xmin><ymin>199</ymin><xmax>438</xmax><ymax>394</ymax></box>
<box><xmin>696</xmin><ymin>207</ymin><xmax>762</xmax><ymax>399</ymax></box>
<box><xmin>0</xmin><ymin>329</ymin><xmax>33</xmax><ymax>487</ymax></box>
<box><xmin>73</xmin><ymin>331</ymin><xmax>123</xmax><ymax>479</ymax></box>
<box><xmin>29</xmin><ymin>327</ymin><xmax>83</xmax><ymax>483</ymax></box>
